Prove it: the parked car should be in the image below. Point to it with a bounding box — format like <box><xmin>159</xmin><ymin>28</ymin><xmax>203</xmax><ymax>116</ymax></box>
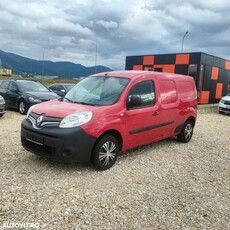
<box><xmin>0</xmin><ymin>95</ymin><xmax>6</xmax><ymax>117</ymax></box>
<box><xmin>48</xmin><ymin>83</ymin><xmax>75</xmax><ymax>97</ymax></box>
<box><xmin>0</xmin><ymin>80</ymin><xmax>60</xmax><ymax>114</ymax></box>
<box><xmin>21</xmin><ymin>71</ymin><xmax>197</xmax><ymax>170</ymax></box>
<box><xmin>218</xmin><ymin>93</ymin><xmax>230</xmax><ymax>114</ymax></box>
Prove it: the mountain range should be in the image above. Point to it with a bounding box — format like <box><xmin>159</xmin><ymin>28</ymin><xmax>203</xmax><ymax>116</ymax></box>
<box><xmin>0</xmin><ymin>50</ymin><xmax>112</xmax><ymax>78</ymax></box>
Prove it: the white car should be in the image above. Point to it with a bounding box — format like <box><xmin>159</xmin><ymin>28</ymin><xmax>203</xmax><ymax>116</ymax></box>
<box><xmin>0</xmin><ymin>95</ymin><xmax>6</xmax><ymax>117</ymax></box>
<box><xmin>218</xmin><ymin>93</ymin><xmax>230</xmax><ymax>114</ymax></box>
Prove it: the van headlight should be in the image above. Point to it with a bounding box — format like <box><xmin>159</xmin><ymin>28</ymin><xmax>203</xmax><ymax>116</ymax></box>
<box><xmin>59</xmin><ymin>111</ymin><xmax>93</xmax><ymax>128</ymax></box>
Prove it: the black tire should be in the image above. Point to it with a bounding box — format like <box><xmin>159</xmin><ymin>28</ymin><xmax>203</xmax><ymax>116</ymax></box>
<box><xmin>177</xmin><ymin>120</ymin><xmax>194</xmax><ymax>143</ymax></box>
<box><xmin>0</xmin><ymin>114</ymin><xmax>3</xmax><ymax>117</ymax></box>
<box><xmin>18</xmin><ymin>100</ymin><xmax>28</xmax><ymax>115</ymax></box>
<box><xmin>92</xmin><ymin>135</ymin><xmax>119</xmax><ymax>170</ymax></box>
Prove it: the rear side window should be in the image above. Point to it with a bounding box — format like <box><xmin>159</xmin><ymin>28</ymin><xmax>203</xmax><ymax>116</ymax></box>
<box><xmin>0</xmin><ymin>81</ymin><xmax>10</xmax><ymax>89</ymax></box>
<box><xmin>127</xmin><ymin>80</ymin><xmax>155</xmax><ymax>109</ymax></box>
<box><xmin>159</xmin><ymin>79</ymin><xmax>177</xmax><ymax>104</ymax></box>
<box><xmin>177</xmin><ymin>81</ymin><xmax>195</xmax><ymax>100</ymax></box>
<box><xmin>8</xmin><ymin>82</ymin><xmax>18</xmax><ymax>91</ymax></box>
<box><xmin>56</xmin><ymin>85</ymin><xmax>65</xmax><ymax>91</ymax></box>
<box><xmin>49</xmin><ymin>85</ymin><xmax>57</xmax><ymax>91</ymax></box>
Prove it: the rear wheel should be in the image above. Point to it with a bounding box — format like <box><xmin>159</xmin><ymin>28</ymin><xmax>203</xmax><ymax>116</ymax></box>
<box><xmin>92</xmin><ymin>135</ymin><xmax>119</xmax><ymax>170</ymax></box>
<box><xmin>18</xmin><ymin>100</ymin><xmax>27</xmax><ymax>115</ymax></box>
<box><xmin>177</xmin><ymin>120</ymin><xmax>194</xmax><ymax>143</ymax></box>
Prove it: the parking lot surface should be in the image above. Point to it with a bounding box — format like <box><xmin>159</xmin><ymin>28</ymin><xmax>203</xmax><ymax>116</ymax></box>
<box><xmin>0</xmin><ymin>109</ymin><xmax>229</xmax><ymax>229</ymax></box>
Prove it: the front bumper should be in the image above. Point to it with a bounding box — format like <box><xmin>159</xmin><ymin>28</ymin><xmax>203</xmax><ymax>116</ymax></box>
<box><xmin>218</xmin><ymin>102</ymin><xmax>230</xmax><ymax>114</ymax></box>
<box><xmin>21</xmin><ymin>118</ymin><xmax>97</xmax><ymax>163</ymax></box>
<box><xmin>0</xmin><ymin>103</ymin><xmax>6</xmax><ymax>115</ymax></box>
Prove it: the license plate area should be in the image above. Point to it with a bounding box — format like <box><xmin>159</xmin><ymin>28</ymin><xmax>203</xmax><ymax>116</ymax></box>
<box><xmin>226</xmin><ymin>105</ymin><xmax>230</xmax><ymax>109</ymax></box>
<box><xmin>26</xmin><ymin>133</ymin><xmax>44</xmax><ymax>146</ymax></box>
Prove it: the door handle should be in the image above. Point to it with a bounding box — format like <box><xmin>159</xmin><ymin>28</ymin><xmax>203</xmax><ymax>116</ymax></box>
<box><xmin>152</xmin><ymin>112</ymin><xmax>159</xmax><ymax>116</ymax></box>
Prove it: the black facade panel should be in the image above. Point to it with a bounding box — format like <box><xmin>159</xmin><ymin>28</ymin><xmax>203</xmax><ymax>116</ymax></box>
<box><xmin>209</xmin><ymin>82</ymin><xmax>217</xmax><ymax>102</ymax></box>
<box><xmin>218</xmin><ymin>69</ymin><xmax>225</xmax><ymax>82</ymax></box>
<box><xmin>125</xmin><ymin>56</ymin><xmax>143</xmax><ymax>70</ymax></box>
<box><xmin>205</xmin><ymin>55</ymin><xmax>214</xmax><ymax>66</ymax></box>
<box><xmin>203</xmin><ymin>65</ymin><xmax>212</xmax><ymax>91</ymax></box>
<box><xmin>189</xmin><ymin>53</ymin><xmax>201</xmax><ymax>65</ymax></box>
<box><xmin>213</xmin><ymin>57</ymin><xmax>219</xmax><ymax>67</ymax></box>
<box><xmin>175</xmin><ymin>64</ymin><xmax>188</xmax><ymax>75</ymax></box>
<box><xmin>219</xmin><ymin>59</ymin><xmax>225</xmax><ymax>69</ymax></box>
<box><xmin>200</xmin><ymin>53</ymin><xmax>207</xmax><ymax>65</ymax></box>
<box><xmin>154</xmin><ymin>54</ymin><xmax>175</xmax><ymax>64</ymax></box>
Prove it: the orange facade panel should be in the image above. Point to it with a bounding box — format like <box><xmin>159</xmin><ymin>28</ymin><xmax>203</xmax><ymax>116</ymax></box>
<box><xmin>225</xmin><ymin>61</ymin><xmax>230</xmax><ymax>70</ymax></box>
<box><xmin>215</xmin><ymin>83</ymin><xmax>223</xmax><ymax>99</ymax></box>
<box><xmin>211</xmin><ymin>67</ymin><xmax>219</xmax><ymax>80</ymax></box>
<box><xmin>176</xmin><ymin>54</ymin><xmax>190</xmax><ymax>64</ymax></box>
<box><xmin>133</xmin><ymin>65</ymin><xmax>143</xmax><ymax>70</ymax></box>
<box><xmin>162</xmin><ymin>65</ymin><xmax>175</xmax><ymax>73</ymax></box>
<box><xmin>143</xmin><ymin>56</ymin><xmax>154</xmax><ymax>65</ymax></box>
<box><xmin>200</xmin><ymin>91</ymin><xmax>210</xmax><ymax>104</ymax></box>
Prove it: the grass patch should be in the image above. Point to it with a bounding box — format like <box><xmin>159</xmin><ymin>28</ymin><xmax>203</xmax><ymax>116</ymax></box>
<box><xmin>0</xmin><ymin>75</ymin><xmax>79</xmax><ymax>86</ymax></box>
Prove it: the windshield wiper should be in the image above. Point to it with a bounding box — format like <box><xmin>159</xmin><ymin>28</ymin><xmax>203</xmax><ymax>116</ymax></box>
<box><xmin>64</xmin><ymin>97</ymin><xmax>74</xmax><ymax>103</ymax></box>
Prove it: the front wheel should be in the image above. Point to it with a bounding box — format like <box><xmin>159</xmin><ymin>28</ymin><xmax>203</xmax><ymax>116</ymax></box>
<box><xmin>177</xmin><ymin>120</ymin><xmax>194</xmax><ymax>143</ymax></box>
<box><xmin>92</xmin><ymin>135</ymin><xmax>119</xmax><ymax>170</ymax></box>
<box><xmin>18</xmin><ymin>100</ymin><xmax>28</xmax><ymax>115</ymax></box>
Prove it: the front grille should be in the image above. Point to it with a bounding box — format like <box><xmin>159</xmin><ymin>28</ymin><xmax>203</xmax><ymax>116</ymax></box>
<box><xmin>28</xmin><ymin>112</ymin><xmax>62</xmax><ymax>129</ymax></box>
<box><xmin>221</xmin><ymin>108</ymin><xmax>230</xmax><ymax>111</ymax></box>
<box><xmin>22</xmin><ymin>136</ymin><xmax>56</xmax><ymax>157</ymax></box>
<box><xmin>224</xmin><ymin>101</ymin><xmax>230</xmax><ymax>105</ymax></box>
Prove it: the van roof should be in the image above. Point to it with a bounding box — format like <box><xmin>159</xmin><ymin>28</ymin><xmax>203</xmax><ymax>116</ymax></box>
<box><xmin>93</xmin><ymin>70</ymin><xmax>193</xmax><ymax>81</ymax></box>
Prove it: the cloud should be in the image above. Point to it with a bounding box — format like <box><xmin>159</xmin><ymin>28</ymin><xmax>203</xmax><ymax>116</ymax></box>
<box><xmin>96</xmin><ymin>20</ymin><xmax>118</xmax><ymax>30</ymax></box>
<box><xmin>0</xmin><ymin>0</ymin><xmax>229</xmax><ymax>69</ymax></box>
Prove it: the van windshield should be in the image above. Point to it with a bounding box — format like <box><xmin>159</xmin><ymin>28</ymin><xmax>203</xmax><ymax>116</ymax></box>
<box><xmin>64</xmin><ymin>76</ymin><xmax>130</xmax><ymax>106</ymax></box>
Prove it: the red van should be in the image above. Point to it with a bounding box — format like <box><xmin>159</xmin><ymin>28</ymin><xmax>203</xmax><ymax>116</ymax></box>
<box><xmin>21</xmin><ymin>71</ymin><xmax>197</xmax><ymax>170</ymax></box>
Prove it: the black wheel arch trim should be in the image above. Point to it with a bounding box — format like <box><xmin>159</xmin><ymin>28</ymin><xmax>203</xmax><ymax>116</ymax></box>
<box><xmin>174</xmin><ymin>116</ymin><xmax>196</xmax><ymax>134</ymax></box>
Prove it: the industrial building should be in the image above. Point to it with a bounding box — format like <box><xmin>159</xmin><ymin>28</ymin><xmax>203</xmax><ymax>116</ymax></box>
<box><xmin>125</xmin><ymin>52</ymin><xmax>230</xmax><ymax>104</ymax></box>
<box><xmin>0</xmin><ymin>59</ymin><xmax>12</xmax><ymax>76</ymax></box>
<box><xmin>0</xmin><ymin>68</ymin><xmax>12</xmax><ymax>76</ymax></box>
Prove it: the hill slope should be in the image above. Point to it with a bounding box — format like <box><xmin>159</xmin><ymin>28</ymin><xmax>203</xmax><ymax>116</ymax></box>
<box><xmin>0</xmin><ymin>50</ymin><xmax>112</xmax><ymax>78</ymax></box>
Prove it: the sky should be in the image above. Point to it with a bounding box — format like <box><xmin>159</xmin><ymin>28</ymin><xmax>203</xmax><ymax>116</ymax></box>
<box><xmin>0</xmin><ymin>0</ymin><xmax>229</xmax><ymax>70</ymax></box>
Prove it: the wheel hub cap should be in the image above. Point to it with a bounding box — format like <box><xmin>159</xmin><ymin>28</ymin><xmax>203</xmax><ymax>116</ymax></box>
<box><xmin>99</xmin><ymin>141</ymin><xmax>116</xmax><ymax>166</ymax></box>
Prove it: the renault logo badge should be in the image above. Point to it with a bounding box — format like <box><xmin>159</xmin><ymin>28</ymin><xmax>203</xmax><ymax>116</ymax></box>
<box><xmin>36</xmin><ymin>115</ymin><xmax>44</xmax><ymax>127</ymax></box>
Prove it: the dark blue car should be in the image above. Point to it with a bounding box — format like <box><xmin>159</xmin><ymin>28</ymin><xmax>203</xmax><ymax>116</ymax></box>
<box><xmin>0</xmin><ymin>80</ymin><xmax>60</xmax><ymax>114</ymax></box>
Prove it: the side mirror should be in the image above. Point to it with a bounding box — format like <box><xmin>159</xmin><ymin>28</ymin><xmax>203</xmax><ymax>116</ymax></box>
<box><xmin>61</xmin><ymin>89</ymin><xmax>66</xmax><ymax>93</ymax></box>
<box><xmin>127</xmin><ymin>95</ymin><xmax>143</xmax><ymax>109</ymax></box>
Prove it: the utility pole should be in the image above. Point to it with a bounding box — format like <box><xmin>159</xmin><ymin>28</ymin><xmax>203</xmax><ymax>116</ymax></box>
<box><xmin>181</xmin><ymin>31</ymin><xmax>188</xmax><ymax>52</ymax></box>
<box><xmin>91</xmin><ymin>43</ymin><xmax>97</xmax><ymax>73</ymax></box>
